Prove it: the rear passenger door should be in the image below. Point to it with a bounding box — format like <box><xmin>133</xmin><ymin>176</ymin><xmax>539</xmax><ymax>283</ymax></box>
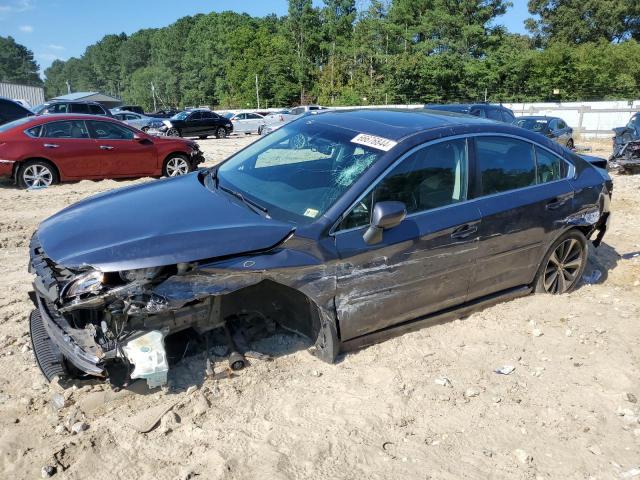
<box><xmin>467</xmin><ymin>136</ymin><xmax>575</xmax><ymax>300</ymax></box>
<box><xmin>334</xmin><ymin>138</ymin><xmax>481</xmax><ymax>340</ymax></box>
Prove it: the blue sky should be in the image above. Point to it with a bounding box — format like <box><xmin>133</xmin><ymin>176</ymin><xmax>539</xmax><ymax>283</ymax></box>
<box><xmin>0</xmin><ymin>0</ymin><xmax>531</xmax><ymax>74</ymax></box>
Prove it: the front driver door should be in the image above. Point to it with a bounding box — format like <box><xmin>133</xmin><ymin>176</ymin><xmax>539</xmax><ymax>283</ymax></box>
<box><xmin>183</xmin><ymin>111</ymin><xmax>202</xmax><ymax>136</ymax></box>
<box><xmin>334</xmin><ymin>138</ymin><xmax>481</xmax><ymax>340</ymax></box>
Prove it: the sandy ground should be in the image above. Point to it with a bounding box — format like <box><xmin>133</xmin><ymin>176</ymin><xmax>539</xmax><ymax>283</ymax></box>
<box><xmin>0</xmin><ymin>134</ymin><xmax>639</xmax><ymax>480</ymax></box>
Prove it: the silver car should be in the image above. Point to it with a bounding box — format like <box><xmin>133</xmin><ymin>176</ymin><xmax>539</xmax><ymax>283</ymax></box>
<box><xmin>113</xmin><ymin>112</ymin><xmax>163</xmax><ymax>132</ymax></box>
<box><xmin>221</xmin><ymin>112</ymin><xmax>266</xmax><ymax>134</ymax></box>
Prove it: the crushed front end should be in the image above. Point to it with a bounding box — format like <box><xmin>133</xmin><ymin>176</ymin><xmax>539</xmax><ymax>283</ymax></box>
<box><xmin>28</xmin><ymin>235</ymin><xmax>223</xmax><ymax>388</ymax></box>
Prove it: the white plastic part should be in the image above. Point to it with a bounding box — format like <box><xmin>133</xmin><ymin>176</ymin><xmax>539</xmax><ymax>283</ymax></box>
<box><xmin>122</xmin><ymin>330</ymin><xmax>169</xmax><ymax>388</ymax></box>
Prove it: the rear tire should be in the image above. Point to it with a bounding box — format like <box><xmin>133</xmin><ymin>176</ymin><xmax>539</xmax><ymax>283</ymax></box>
<box><xmin>216</xmin><ymin>127</ymin><xmax>227</xmax><ymax>139</ymax></box>
<box><xmin>534</xmin><ymin>230</ymin><xmax>588</xmax><ymax>294</ymax></box>
<box><xmin>162</xmin><ymin>154</ymin><xmax>192</xmax><ymax>177</ymax></box>
<box><xmin>18</xmin><ymin>160</ymin><xmax>59</xmax><ymax>189</ymax></box>
<box><xmin>566</xmin><ymin>138</ymin><xmax>574</xmax><ymax>149</ymax></box>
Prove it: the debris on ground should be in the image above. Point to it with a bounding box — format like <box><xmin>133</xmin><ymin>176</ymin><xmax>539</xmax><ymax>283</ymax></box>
<box><xmin>434</xmin><ymin>376</ymin><xmax>452</xmax><ymax>387</ymax></box>
<box><xmin>494</xmin><ymin>365</ymin><xmax>515</xmax><ymax>375</ymax></box>
<box><xmin>464</xmin><ymin>388</ymin><xmax>480</xmax><ymax>398</ymax></box>
<box><xmin>626</xmin><ymin>393</ymin><xmax>638</xmax><ymax>404</ymax></box>
<box><xmin>513</xmin><ymin>448</ymin><xmax>532</xmax><ymax>465</ymax></box>
<box><xmin>41</xmin><ymin>465</ymin><xmax>56</xmax><ymax>478</ymax></box>
<box><xmin>532</xmin><ymin>328</ymin><xmax>543</xmax><ymax>337</ymax></box>
<box><xmin>70</xmin><ymin>421</ymin><xmax>89</xmax><ymax>434</ymax></box>
<box><xmin>583</xmin><ymin>270</ymin><xmax>603</xmax><ymax>284</ymax></box>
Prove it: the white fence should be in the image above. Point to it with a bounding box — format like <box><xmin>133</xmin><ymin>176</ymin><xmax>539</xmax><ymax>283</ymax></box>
<box><xmin>504</xmin><ymin>101</ymin><xmax>640</xmax><ymax>139</ymax></box>
<box><xmin>220</xmin><ymin>101</ymin><xmax>640</xmax><ymax>139</ymax></box>
<box><xmin>0</xmin><ymin>82</ymin><xmax>45</xmax><ymax>107</ymax></box>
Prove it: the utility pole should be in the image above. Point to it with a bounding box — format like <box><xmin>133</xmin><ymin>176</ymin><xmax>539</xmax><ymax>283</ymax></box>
<box><xmin>484</xmin><ymin>88</ymin><xmax>488</xmax><ymax>103</ymax></box>
<box><xmin>255</xmin><ymin>74</ymin><xmax>260</xmax><ymax>110</ymax></box>
<box><xmin>151</xmin><ymin>82</ymin><xmax>157</xmax><ymax>112</ymax></box>
<box><xmin>65</xmin><ymin>80</ymin><xmax>71</xmax><ymax>94</ymax></box>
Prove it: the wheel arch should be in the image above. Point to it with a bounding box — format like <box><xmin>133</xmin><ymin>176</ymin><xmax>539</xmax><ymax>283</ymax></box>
<box><xmin>218</xmin><ymin>279</ymin><xmax>340</xmax><ymax>363</ymax></box>
<box><xmin>15</xmin><ymin>157</ymin><xmax>62</xmax><ymax>182</ymax></box>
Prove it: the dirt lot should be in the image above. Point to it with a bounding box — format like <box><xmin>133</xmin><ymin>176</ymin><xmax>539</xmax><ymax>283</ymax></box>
<box><xmin>0</xmin><ymin>135</ymin><xmax>638</xmax><ymax>480</ymax></box>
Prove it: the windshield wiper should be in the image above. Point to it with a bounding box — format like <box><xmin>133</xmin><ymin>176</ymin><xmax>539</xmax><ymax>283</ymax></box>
<box><xmin>219</xmin><ymin>185</ymin><xmax>270</xmax><ymax>217</ymax></box>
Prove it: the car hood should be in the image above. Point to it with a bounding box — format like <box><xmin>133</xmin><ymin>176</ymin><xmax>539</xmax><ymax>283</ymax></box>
<box><xmin>36</xmin><ymin>173</ymin><xmax>294</xmax><ymax>272</ymax></box>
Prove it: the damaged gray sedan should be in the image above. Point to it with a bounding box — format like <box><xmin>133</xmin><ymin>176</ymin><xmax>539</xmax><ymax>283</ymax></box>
<box><xmin>28</xmin><ymin>109</ymin><xmax>612</xmax><ymax>388</ymax></box>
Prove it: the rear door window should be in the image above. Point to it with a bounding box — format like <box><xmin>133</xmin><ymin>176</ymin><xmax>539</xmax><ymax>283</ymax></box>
<box><xmin>87</xmin><ymin>120</ymin><xmax>134</xmax><ymax>140</ymax></box>
<box><xmin>41</xmin><ymin>120</ymin><xmax>90</xmax><ymax>138</ymax></box>
<box><xmin>71</xmin><ymin>103</ymin><xmax>90</xmax><ymax>114</ymax></box>
<box><xmin>470</xmin><ymin>107</ymin><xmax>486</xmax><ymax>118</ymax></box>
<box><xmin>535</xmin><ymin>146</ymin><xmax>566</xmax><ymax>183</ymax></box>
<box><xmin>201</xmin><ymin>111</ymin><xmax>214</xmax><ymax>119</ymax></box>
<box><xmin>189</xmin><ymin>112</ymin><xmax>202</xmax><ymax>121</ymax></box>
<box><xmin>486</xmin><ymin>108</ymin><xmax>502</xmax><ymax>121</ymax></box>
<box><xmin>89</xmin><ymin>104</ymin><xmax>105</xmax><ymax>115</ymax></box>
<box><xmin>475</xmin><ymin>136</ymin><xmax>536</xmax><ymax>195</ymax></box>
<box><xmin>501</xmin><ymin>110</ymin><xmax>515</xmax><ymax>123</ymax></box>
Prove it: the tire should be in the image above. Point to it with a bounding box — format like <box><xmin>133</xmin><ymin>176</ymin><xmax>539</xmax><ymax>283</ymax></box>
<box><xmin>166</xmin><ymin>128</ymin><xmax>180</xmax><ymax>137</ymax></box>
<box><xmin>30</xmin><ymin>309</ymin><xmax>69</xmax><ymax>382</ymax></box>
<box><xmin>216</xmin><ymin>127</ymin><xmax>227</xmax><ymax>139</ymax></box>
<box><xmin>18</xmin><ymin>160</ymin><xmax>59</xmax><ymax>189</ymax></box>
<box><xmin>162</xmin><ymin>154</ymin><xmax>192</xmax><ymax>177</ymax></box>
<box><xmin>142</xmin><ymin>126</ymin><xmax>150</xmax><ymax>132</ymax></box>
<box><xmin>199</xmin><ymin>135</ymin><xmax>208</xmax><ymax>140</ymax></box>
<box><xmin>566</xmin><ymin>138</ymin><xmax>574</xmax><ymax>149</ymax></box>
<box><xmin>534</xmin><ymin>230</ymin><xmax>588</xmax><ymax>294</ymax></box>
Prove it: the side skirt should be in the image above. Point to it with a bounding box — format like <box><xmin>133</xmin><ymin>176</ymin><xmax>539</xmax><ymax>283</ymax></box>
<box><xmin>340</xmin><ymin>285</ymin><xmax>532</xmax><ymax>353</ymax></box>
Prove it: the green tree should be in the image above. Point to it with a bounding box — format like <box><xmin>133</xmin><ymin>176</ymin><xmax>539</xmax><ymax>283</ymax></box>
<box><xmin>0</xmin><ymin>36</ymin><xmax>42</xmax><ymax>86</ymax></box>
<box><xmin>527</xmin><ymin>0</ymin><xmax>640</xmax><ymax>45</ymax></box>
<box><xmin>287</xmin><ymin>0</ymin><xmax>321</xmax><ymax>103</ymax></box>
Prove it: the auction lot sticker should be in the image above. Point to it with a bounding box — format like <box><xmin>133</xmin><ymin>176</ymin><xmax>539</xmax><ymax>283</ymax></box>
<box><xmin>351</xmin><ymin>133</ymin><xmax>398</xmax><ymax>151</ymax></box>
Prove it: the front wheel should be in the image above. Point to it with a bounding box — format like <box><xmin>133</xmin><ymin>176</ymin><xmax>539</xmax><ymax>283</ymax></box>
<box><xmin>18</xmin><ymin>160</ymin><xmax>59</xmax><ymax>189</ymax></box>
<box><xmin>566</xmin><ymin>138</ymin><xmax>574</xmax><ymax>150</ymax></box>
<box><xmin>163</xmin><ymin>154</ymin><xmax>192</xmax><ymax>177</ymax></box>
<box><xmin>216</xmin><ymin>127</ymin><xmax>227</xmax><ymax>139</ymax></box>
<box><xmin>534</xmin><ymin>230</ymin><xmax>588</xmax><ymax>294</ymax></box>
<box><xmin>166</xmin><ymin>128</ymin><xmax>180</xmax><ymax>137</ymax></box>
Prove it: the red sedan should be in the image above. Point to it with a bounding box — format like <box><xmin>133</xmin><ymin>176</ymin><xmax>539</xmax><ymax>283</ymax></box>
<box><xmin>0</xmin><ymin>114</ymin><xmax>205</xmax><ymax>188</ymax></box>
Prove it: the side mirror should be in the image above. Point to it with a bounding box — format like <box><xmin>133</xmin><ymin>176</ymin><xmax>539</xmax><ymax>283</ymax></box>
<box><xmin>363</xmin><ymin>201</ymin><xmax>407</xmax><ymax>245</ymax></box>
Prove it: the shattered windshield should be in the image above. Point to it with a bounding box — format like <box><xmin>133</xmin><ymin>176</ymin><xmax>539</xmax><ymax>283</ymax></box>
<box><xmin>215</xmin><ymin>120</ymin><xmax>385</xmax><ymax>224</ymax></box>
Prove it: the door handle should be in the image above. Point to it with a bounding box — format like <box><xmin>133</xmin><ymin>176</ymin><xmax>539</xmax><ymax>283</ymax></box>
<box><xmin>546</xmin><ymin>194</ymin><xmax>572</xmax><ymax>210</ymax></box>
<box><xmin>43</xmin><ymin>143</ymin><xmax>59</xmax><ymax>148</ymax></box>
<box><xmin>99</xmin><ymin>145</ymin><xmax>114</xmax><ymax>150</ymax></box>
<box><xmin>451</xmin><ymin>224</ymin><xmax>478</xmax><ymax>239</ymax></box>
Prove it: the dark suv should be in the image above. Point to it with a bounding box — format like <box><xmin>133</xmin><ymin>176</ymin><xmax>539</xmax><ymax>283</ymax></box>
<box><xmin>161</xmin><ymin>109</ymin><xmax>233</xmax><ymax>139</ymax></box>
<box><xmin>425</xmin><ymin>103</ymin><xmax>516</xmax><ymax>123</ymax></box>
<box><xmin>33</xmin><ymin>101</ymin><xmax>111</xmax><ymax>117</ymax></box>
<box><xmin>0</xmin><ymin>97</ymin><xmax>34</xmax><ymax>126</ymax></box>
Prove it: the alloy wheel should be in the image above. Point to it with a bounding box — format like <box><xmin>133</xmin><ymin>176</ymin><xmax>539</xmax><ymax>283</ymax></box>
<box><xmin>216</xmin><ymin>127</ymin><xmax>227</xmax><ymax>139</ymax></box>
<box><xmin>165</xmin><ymin>157</ymin><xmax>190</xmax><ymax>176</ymax></box>
<box><xmin>543</xmin><ymin>238</ymin><xmax>584</xmax><ymax>294</ymax></box>
<box><xmin>22</xmin><ymin>164</ymin><xmax>53</xmax><ymax>188</ymax></box>
<box><xmin>166</xmin><ymin>128</ymin><xmax>179</xmax><ymax>137</ymax></box>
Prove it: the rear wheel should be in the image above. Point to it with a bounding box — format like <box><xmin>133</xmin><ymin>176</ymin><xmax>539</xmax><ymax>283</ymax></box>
<box><xmin>566</xmin><ymin>138</ymin><xmax>574</xmax><ymax>149</ymax></box>
<box><xmin>534</xmin><ymin>230</ymin><xmax>588</xmax><ymax>294</ymax></box>
<box><xmin>163</xmin><ymin>154</ymin><xmax>192</xmax><ymax>177</ymax></box>
<box><xmin>216</xmin><ymin>127</ymin><xmax>227</xmax><ymax>139</ymax></box>
<box><xmin>18</xmin><ymin>160</ymin><xmax>58</xmax><ymax>189</ymax></box>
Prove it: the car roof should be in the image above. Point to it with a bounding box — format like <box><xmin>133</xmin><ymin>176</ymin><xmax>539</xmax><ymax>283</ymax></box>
<box><xmin>306</xmin><ymin>108</ymin><xmax>561</xmax><ymax>148</ymax></box>
<box><xmin>20</xmin><ymin>114</ymin><xmax>121</xmax><ymax>125</ymax></box>
<box><xmin>516</xmin><ymin>115</ymin><xmax>559</xmax><ymax>121</ymax></box>
<box><xmin>307</xmin><ymin>108</ymin><xmax>494</xmax><ymax>141</ymax></box>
